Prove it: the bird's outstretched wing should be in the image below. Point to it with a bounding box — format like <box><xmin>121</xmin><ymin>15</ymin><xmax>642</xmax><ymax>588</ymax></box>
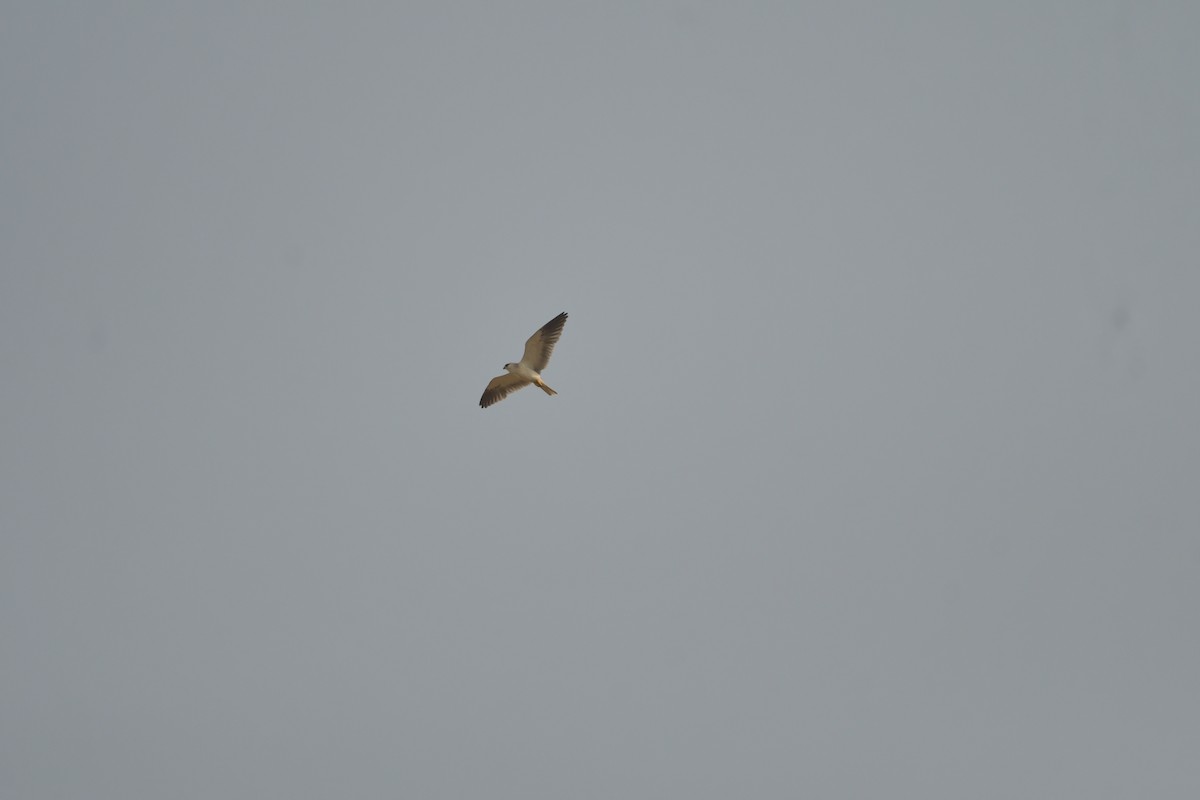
<box><xmin>479</xmin><ymin>373</ymin><xmax>530</xmax><ymax>408</ymax></box>
<box><xmin>520</xmin><ymin>312</ymin><xmax>568</xmax><ymax>373</ymax></box>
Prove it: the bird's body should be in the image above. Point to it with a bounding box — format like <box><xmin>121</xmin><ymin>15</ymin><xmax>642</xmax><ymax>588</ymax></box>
<box><xmin>502</xmin><ymin>361</ymin><xmax>555</xmax><ymax>392</ymax></box>
<box><xmin>480</xmin><ymin>312</ymin><xmax>568</xmax><ymax>408</ymax></box>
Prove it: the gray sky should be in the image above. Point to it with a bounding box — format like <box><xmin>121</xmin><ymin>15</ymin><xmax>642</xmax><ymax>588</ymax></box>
<box><xmin>3</xmin><ymin>3</ymin><xmax>1198</xmax><ymax>798</ymax></box>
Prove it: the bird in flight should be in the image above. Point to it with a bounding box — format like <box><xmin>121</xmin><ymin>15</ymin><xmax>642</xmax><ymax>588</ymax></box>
<box><xmin>479</xmin><ymin>312</ymin><xmax>568</xmax><ymax>408</ymax></box>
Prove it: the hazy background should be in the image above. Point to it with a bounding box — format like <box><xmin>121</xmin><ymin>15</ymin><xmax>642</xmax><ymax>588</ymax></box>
<box><xmin>3</xmin><ymin>3</ymin><xmax>1198</xmax><ymax>797</ymax></box>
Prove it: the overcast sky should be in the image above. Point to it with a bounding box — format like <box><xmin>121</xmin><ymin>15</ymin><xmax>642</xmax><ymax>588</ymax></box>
<box><xmin>3</xmin><ymin>3</ymin><xmax>1198</xmax><ymax>798</ymax></box>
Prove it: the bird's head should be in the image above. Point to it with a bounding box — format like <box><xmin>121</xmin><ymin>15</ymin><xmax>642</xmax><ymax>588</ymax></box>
<box><xmin>503</xmin><ymin>362</ymin><xmax>517</xmax><ymax>372</ymax></box>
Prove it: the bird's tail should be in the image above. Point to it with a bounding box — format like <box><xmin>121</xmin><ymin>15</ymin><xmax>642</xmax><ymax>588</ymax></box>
<box><xmin>536</xmin><ymin>379</ymin><xmax>557</xmax><ymax>396</ymax></box>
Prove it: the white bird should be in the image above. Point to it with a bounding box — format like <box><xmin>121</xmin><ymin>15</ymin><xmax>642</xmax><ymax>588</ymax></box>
<box><xmin>479</xmin><ymin>312</ymin><xmax>568</xmax><ymax>408</ymax></box>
